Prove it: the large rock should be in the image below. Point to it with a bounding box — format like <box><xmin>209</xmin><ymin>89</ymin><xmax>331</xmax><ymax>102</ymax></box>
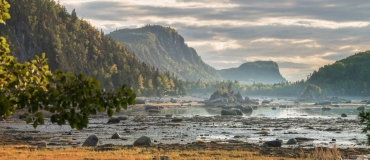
<box><xmin>263</xmin><ymin>140</ymin><xmax>282</xmax><ymax>147</ymax></box>
<box><xmin>133</xmin><ymin>136</ymin><xmax>152</xmax><ymax>146</ymax></box>
<box><xmin>234</xmin><ymin>105</ymin><xmax>253</xmax><ymax>115</ymax></box>
<box><xmin>111</xmin><ymin>133</ymin><xmax>121</xmax><ymax>139</ymax></box>
<box><xmin>135</xmin><ymin>99</ymin><xmax>146</xmax><ymax>104</ymax></box>
<box><xmin>286</xmin><ymin>138</ymin><xmax>297</xmax><ymax>145</ymax></box>
<box><xmin>82</xmin><ymin>135</ymin><xmax>99</xmax><ymax>147</ymax></box>
<box><xmin>107</xmin><ymin>118</ymin><xmax>120</xmax><ymax>124</ymax></box>
<box><xmin>235</xmin><ymin>92</ymin><xmax>244</xmax><ymax>103</ymax></box>
<box><xmin>261</xmin><ymin>100</ymin><xmax>270</xmax><ymax>104</ymax></box>
<box><xmin>357</xmin><ymin>106</ymin><xmax>365</xmax><ymax>111</ymax></box>
<box><xmin>221</xmin><ymin>109</ymin><xmax>243</xmax><ymax>116</ymax></box>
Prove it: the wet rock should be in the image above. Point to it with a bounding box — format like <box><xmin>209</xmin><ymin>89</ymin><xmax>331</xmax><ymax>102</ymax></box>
<box><xmin>165</xmin><ymin>114</ymin><xmax>173</xmax><ymax>118</ymax></box>
<box><xmin>82</xmin><ymin>135</ymin><xmax>99</xmax><ymax>147</ymax></box>
<box><xmin>37</xmin><ymin>142</ymin><xmax>47</xmax><ymax>149</ymax></box>
<box><xmin>221</xmin><ymin>109</ymin><xmax>243</xmax><ymax>116</ymax></box>
<box><xmin>272</xmin><ymin>107</ymin><xmax>277</xmax><ymax>110</ymax></box>
<box><xmin>286</xmin><ymin>138</ymin><xmax>297</xmax><ymax>145</ymax></box>
<box><xmin>332</xmin><ymin>139</ymin><xmax>336</xmax><ymax>142</ymax></box>
<box><xmin>315</xmin><ymin>101</ymin><xmax>331</xmax><ymax>105</ymax></box>
<box><xmin>170</xmin><ymin>98</ymin><xmax>179</xmax><ymax>103</ymax></box>
<box><xmin>252</xmin><ymin>106</ymin><xmax>258</xmax><ymax>110</ymax></box>
<box><xmin>341</xmin><ymin>113</ymin><xmax>347</xmax><ymax>117</ymax></box>
<box><xmin>18</xmin><ymin>115</ymin><xmax>27</xmax><ymax>120</ymax></box>
<box><xmin>279</xmin><ymin>105</ymin><xmax>288</xmax><ymax>108</ymax></box>
<box><xmin>345</xmin><ymin>100</ymin><xmax>351</xmax><ymax>103</ymax></box>
<box><xmin>111</xmin><ymin>133</ymin><xmax>121</xmax><ymax>139</ymax></box>
<box><xmin>234</xmin><ymin>106</ymin><xmax>253</xmax><ymax>114</ymax></box>
<box><xmin>171</xmin><ymin>118</ymin><xmax>183</xmax><ymax>122</ymax></box>
<box><xmin>133</xmin><ymin>136</ymin><xmax>152</xmax><ymax>146</ymax></box>
<box><xmin>322</xmin><ymin>107</ymin><xmax>331</xmax><ymax>111</ymax></box>
<box><xmin>148</xmin><ymin>109</ymin><xmax>161</xmax><ymax>113</ymax></box>
<box><xmin>295</xmin><ymin>137</ymin><xmax>314</xmax><ymax>142</ymax></box>
<box><xmin>261</xmin><ymin>100</ymin><xmax>270</xmax><ymax>104</ymax></box>
<box><xmin>107</xmin><ymin>118</ymin><xmax>120</xmax><ymax>124</ymax></box>
<box><xmin>135</xmin><ymin>99</ymin><xmax>146</xmax><ymax>104</ymax></box>
<box><xmin>357</xmin><ymin>106</ymin><xmax>365</xmax><ymax>111</ymax></box>
<box><xmin>145</xmin><ymin>106</ymin><xmax>161</xmax><ymax>110</ymax></box>
<box><xmin>263</xmin><ymin>140</ymin><xmax>282</xmax><ymax>147</ymax></box>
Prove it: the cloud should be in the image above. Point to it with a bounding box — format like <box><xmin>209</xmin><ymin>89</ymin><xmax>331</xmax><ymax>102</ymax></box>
<box><xmin>58</xmin><ymin>0</ymin><xmax>370</xmax><ymax>81</ymax></box>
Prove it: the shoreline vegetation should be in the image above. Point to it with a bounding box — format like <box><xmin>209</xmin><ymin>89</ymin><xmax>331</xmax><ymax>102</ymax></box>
<box><xmin>0</xmin><ymin>142</ymin><xmax>365</xmax><ymax>160</ymax></box>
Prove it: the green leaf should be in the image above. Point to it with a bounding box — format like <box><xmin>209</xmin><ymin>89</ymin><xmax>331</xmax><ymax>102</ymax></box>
<box><xmin>33</xmin><ymin>121</ymin><xmax>38</xmax><ymax>128</ymax></box>
<box><xmin>107</xmin><ymin>108</ymin><xmax>113</xmax><ymax>117</ymax></box>
<box><xmin>26</xmin><ymin>117</ymin><xmax>32</xmax><ymax>124</ymax></box>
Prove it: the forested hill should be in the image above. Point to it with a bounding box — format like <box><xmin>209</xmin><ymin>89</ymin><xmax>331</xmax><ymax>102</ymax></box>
<box><xmin>219</xmin><ymin>61</ymin><xmax>286</xmax><ymax>84</ymax></box>
<box><xmin>307</xmin><ymin>50</ymin><xmax>370</xmax><ymax>96</ymax></box>
<box><xmin>106</xmin><ymin>25</ymin><xmax>223</xmax><ymax>82</ymax></box>
<box><xmin>0</xmin><ymin>0</ymin><xmax>186</xmax><ymax>96</ymax></box>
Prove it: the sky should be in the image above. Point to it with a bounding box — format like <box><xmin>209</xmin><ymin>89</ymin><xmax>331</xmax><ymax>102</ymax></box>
<box><xmin>57</xmin><ymin>0</ymin><xmax>370</xmax><ymax>81</ymax></box>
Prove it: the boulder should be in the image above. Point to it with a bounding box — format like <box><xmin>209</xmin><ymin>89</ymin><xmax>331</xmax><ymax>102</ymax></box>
<box><xmin>235</xmin><ymin>92</ymin><xmax>244</xmax><ymax>103</ymax></box>
<box><xmin>145</xmin><ymin>106</ymin><xmax>161</xmax><ymax>110</ymax></box>
<box><xmin>148</xmin><ymin>109</ymin><xmax>161</xmax><ymax>113</ymax></box>
<box><xmin>82</xmin><ymin>135</ymin><xmax>99</xmax><ymax>147</ymax></box>
<box><xmin>135</xmin><ymin>99</ymin><xmax>146</xmax><ymax>104</ymax></box>
<box><xmin>111</xmin><ymin>133</ymin><xmax>121</xmax><ymax>139</ymax></box>
<box><xmin>234</xmin><ymin>105</ymin><xmax>253</xmax><ymax>114</ymax></box>
<box><xmin>315</xmin><ymin>101</ymin><xmax>331</xmax><ymax>105</ymax></box>
<box><xmin>341</xmin><ymin>113</ymin><xmax>347</xmax><ymax>117</ymax></box>
<box><xmin>286</xmin><ymin>138</ymin><xmax>297</xmax><ymax>145</ymax></box>
<box><xmin>107</xmin><ymin>118</ymin><xmax>120</xmax><ymax>124</ymax></box>
<box><xmin>221</xmin><ymin>109</ymin><xmax>243</xmax><ymax>116</ymax></box>
<box><xmin>170</xmin><ymin>98</ymin><xmax>178</xmax><ymax>103</ymax></box>
<box><xmin>171</xmin><ymin>118</ymin><xmax>183</xmax><ymax>122</ymax></box>
<box><xmin>357</xmin><ymin>106</ymin><xmax>365</xmax><ymax>111</ymax></box>
<box><xmin>133</xmin><ymin>136</ymin><xmax>152</xmax><ymax>146</ymax></box>
<box><xmin>261</xmin><ymin>100</ymin><xmax>270</xmax><ymax>104</ymax></box>
<box><xmin>263</xmin><ymin>140</ymin><xmax>282</xmax><ymax>147</ymax></box>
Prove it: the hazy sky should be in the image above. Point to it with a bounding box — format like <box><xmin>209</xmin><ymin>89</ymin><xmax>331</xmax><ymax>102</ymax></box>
<box><xmin>58</xmin><ymin>0</ymin><xmax>370</xmax><ymax>81</ymax></box>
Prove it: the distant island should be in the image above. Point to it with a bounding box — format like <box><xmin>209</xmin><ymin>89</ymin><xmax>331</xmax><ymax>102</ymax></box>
<box><xmin>219</xmin><ymin>61</ymin><xmax>286</xmax><ymax>84</ymax></box>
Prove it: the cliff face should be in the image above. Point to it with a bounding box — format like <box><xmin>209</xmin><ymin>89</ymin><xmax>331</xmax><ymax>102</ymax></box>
<box><xmin>107</xmin><ymin>25</ymin><xmax>223</xmax><ymax>82</ymax></box>
<box><xmin>219</xmin><ymin>61</ymin><xmax>286</xmax><ymax>84</ymax></box>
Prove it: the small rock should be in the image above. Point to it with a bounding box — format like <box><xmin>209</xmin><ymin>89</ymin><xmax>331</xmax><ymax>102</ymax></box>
<box><xmin>82</xmin><ymin>135</ymin><xmax>99</xmax><ymax>147</ymax></box>
<box><xmin>18</xmin><ymin>115</ymin><xmax>27</xmax><ymax>120</ymax></box>
<box><xmin>341</xmin><ymin>113</ymin><xmax>347</xmax><ymax>117</ymax></box>
<box><xmin>133</xmin><ymin>136</ymin><xmax>152</xmax><ymax>146</ymax></box>
<box><xmin>332</xmin><ymin>139</ymin><xmax>336</xmax><ymax>142</ymax></box>
<box><xmin>286</xmin><ymin>138</ymin><xmax>297</xmax><ymax>145</ymax></box>
<box><xmin>171</xmin><ymin>118</ymin><xmax>183</xmax><ymax>122</ymax></box>
<box><xmin>107</xmin><ymin>118</ymin><xmax>120</xmax><ymax>124</ymax></box>
<box><xmin>111</xmin><ymin>133</ymin><xmax>121</xmax><ymax>139</ymax></box>
<box><xmin>165</xmin><ymin>114</ymin><xmax>173</xmax><ymax>118</ymax></box>
<box><xmin>263</xmin><ymin>140</ymin><xmax>282</xmax><ymax>147</ymax></box>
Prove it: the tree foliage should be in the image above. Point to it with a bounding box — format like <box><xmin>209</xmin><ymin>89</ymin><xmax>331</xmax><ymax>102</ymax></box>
<box><xmin>0</xmin><ymin>0</ymin><xmax>136</xmax><ymax>130</ymax></box>
<box><xmin>0</xmin><ymin>0</ymin><xmax>186</xmax><ymax>97</ymax></box>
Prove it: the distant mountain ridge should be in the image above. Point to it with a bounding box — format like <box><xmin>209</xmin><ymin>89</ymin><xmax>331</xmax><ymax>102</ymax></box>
<box><xmin>107</xmin><ymin>25</ymin><xmax>223</xmax><ymax>82</ymax></box>
<box><xmin>219</xmin><ymin>61</ymin><xmax>286</xmax><ymax>84</ymax></box>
